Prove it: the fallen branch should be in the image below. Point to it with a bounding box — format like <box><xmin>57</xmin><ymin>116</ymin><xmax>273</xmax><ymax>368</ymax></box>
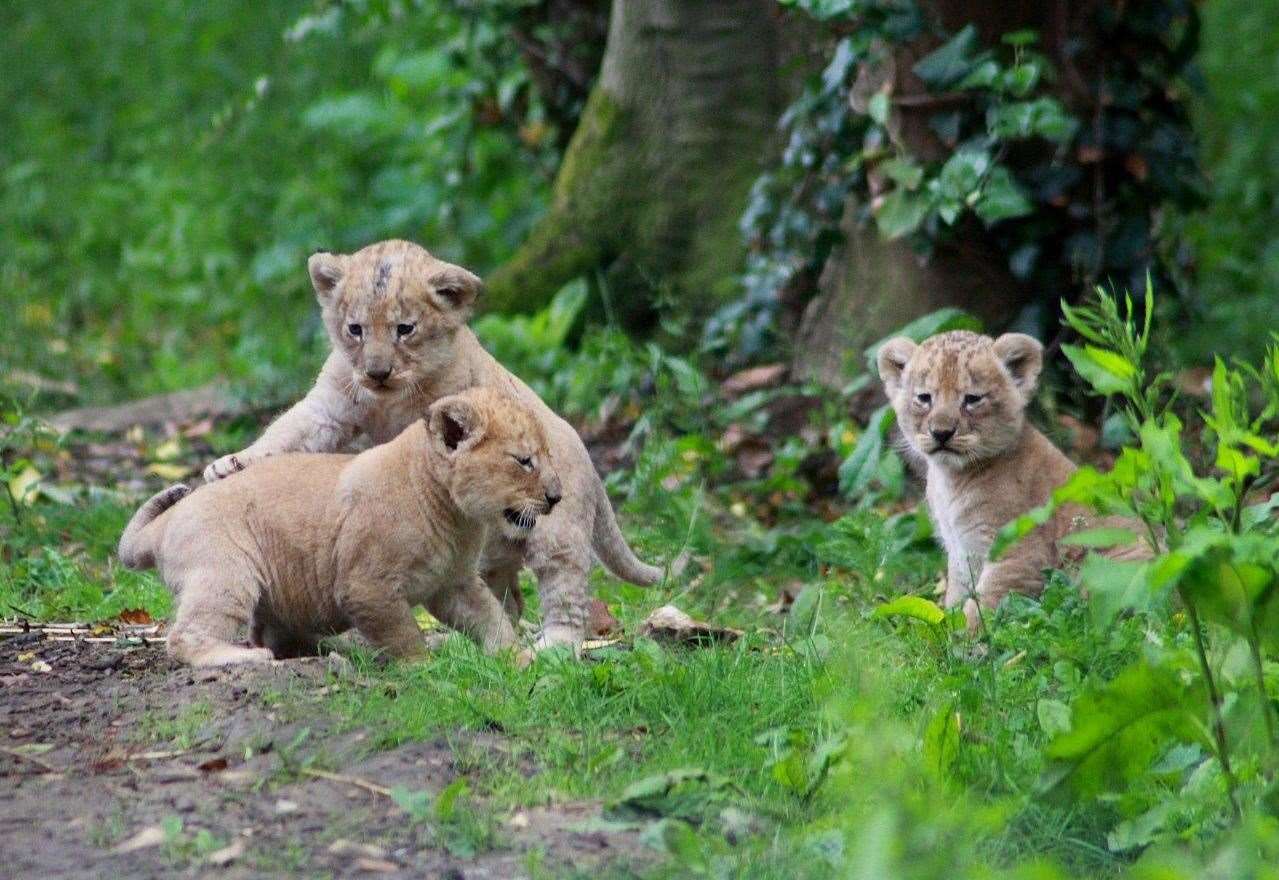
<box><xmin>45</xmin><ymin>383</ymin><xmax>248</xmax><ymax>434</ymax></box>
<box><xmin>300</xmin><ymin>767</ymin><xmax>392</xmax><ymax>797</ymax></box>
<box><xmin>1</xmin><ymin>746</ymin><xmax>63</xmax><ymax>774</ymax></box>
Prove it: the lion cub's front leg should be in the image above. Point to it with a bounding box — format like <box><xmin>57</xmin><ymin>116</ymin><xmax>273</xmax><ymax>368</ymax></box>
<box><xmin>205</xmin><ymin>357</ymin><xmax>360</xmax><ymax>482</ymax></box>
<box><xmin>427</xmin><ymin>576</ymin><xmax>520</xmax><ymax>656</ymax></box>
<box><xmin>340</xmin><ymin>588</ymin><xmax>429</xmax><ymax>660</ymax></box>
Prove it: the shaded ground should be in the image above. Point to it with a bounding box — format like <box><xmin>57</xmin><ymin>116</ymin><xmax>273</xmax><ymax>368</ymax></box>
<box><xmin>0</xmin><ymin>634</ymin><xmax>646</xmax><ymax>879</ymax></box>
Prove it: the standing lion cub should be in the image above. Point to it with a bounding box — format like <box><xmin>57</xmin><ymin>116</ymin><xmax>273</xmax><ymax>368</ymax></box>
<box><xmin>202</xmin><ymin>239</ymin><xmax>662</xmax><ymax>651</ymax></box>
<box><xmin>877</xmin><ymin>330</ymin><xmax>1146</xmax><ymax>627</ymax></box>
<box><xmin>119</xmin><ymin>387</ymin><xmax>562</xmax><ymax>667</ymax></box>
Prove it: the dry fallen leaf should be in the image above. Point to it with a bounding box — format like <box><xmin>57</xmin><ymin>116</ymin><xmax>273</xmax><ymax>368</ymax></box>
<box><xmin>152</xmin><ymin>437</ymin><xmax>182</xmax><ymax>462</ymax></box>
<box><xmin>145</xmin><ymin>462</ymin><xmax>191</xmax><ymax>481</ymax></box>
<box><xmin>588</xmin><ymin>598</ymin><xmax>620</xmax><ymax>638</ymax></box>
<box><xmin>113</xmin><ymin>825</ymin><xmax>167</xmax><ymax>854</ymax></box>
<box><xmin>721</xmin><ymin>363</ymin><xmax>786</xmax><ymax>396</ymax></box>
<box><xmin>197</xmin><ymin>756</ymin><xmax>229</xmax><ymax>773</ymax></box>
<box><xmin>7</xmin><ymin>465</ymin><xmax>42</xmax><ymax>507</ymax></box>
<box><xmin>638</xmin><ymin>605</ymin><xmax>742</xmax><ymax>646</ymax></box>
<box><xmin>354</xmin><ymin>858</ymin><xmax>399</xmax><ymax>874</ymax></box>
<box><xmin>31</xmin><ymin>660</ymin><xmax>52</xmax><ymax>673</ymax></box>
<box><xmin>116</xmin><ymin>608</ymin><xmax>154</xmax><ymax>625</ymax></box>
<box><xmin>205</xmin><ymin>839</ymin><xmax>245</xmax><ymax>866</ymax></box>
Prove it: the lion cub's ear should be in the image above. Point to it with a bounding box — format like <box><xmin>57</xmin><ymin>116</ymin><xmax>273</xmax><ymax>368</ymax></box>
<box><xmin>428</xmin><ymin>395</ymin><xmax>487</xmax><ymax>456</ymax></box>
<box><xmin>308</xmin><ymin>251</ymin><xmax>349</xmax><ymax>303</ymax></box>
<box><xmin>876</xmin><ymin>337</ymin><xmax>918</xmax><ymax>399</ymax></box>
<box><xmin>992</xmin><ymin>333</ymin><xmax>1044</xmax><ymax>398</ymax></box>
<box><xmin>428</xmin><ymin>265</ymin><xmax>484</xmax><ymax>318</ymax></box>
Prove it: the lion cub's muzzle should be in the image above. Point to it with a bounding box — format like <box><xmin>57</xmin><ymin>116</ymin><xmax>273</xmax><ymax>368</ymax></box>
<box><xmin>501</xmin><ymin>488</ymin><xmax>561</xmax><ymax>533</ymax></box>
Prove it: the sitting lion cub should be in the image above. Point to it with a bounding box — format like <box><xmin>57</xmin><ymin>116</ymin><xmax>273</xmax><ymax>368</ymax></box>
<box><xmin>202</xmin><ymin>239</ymin><xmax>662</xmax><ymax>651</ymax></box>
<box><xmin>118</xmin><ymin>388</ymin><xmax>562</xmax><ymax>667</ymax></box>
<box><xmin>877</xmin><ymin>330</ymin><xmax>1144</xmax><ymax>627</ymax></box>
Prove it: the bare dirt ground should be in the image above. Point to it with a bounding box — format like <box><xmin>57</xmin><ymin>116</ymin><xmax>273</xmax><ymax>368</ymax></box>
<box><xmin>0</xmin><ymin>634</ymin><xmax>644</xmax><ymax>879</ymax></box>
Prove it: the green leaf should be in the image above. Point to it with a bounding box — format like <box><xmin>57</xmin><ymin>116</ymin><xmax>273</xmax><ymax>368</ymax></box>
<box><xmin>1107</xmin><ymin>802</ymin><xmax>1174</xmax><ymax>853</ymax></box>
<box><xmin>990</xmin><ymin>503</ymin><xmax>1054</xmax><ymax>561</ymax></box>
<box><xmin>1078</xmin><ymin>555</ymin><xmax>1155</xmax><ymax>626</ymax></box>
<box><xmin>875</xmin><ymin>188</ymin><xmax>929</xmax><ymax>239</ymax></box>
<box><xmin>923</xmin><ymin>704</ymin><xmax>960</xmax><ymax>779</ymax></box>
<box><xmin>873</xmin><ymin>595</ymin><xmax>946</xmax><ymax>626</ymax></box>
<box><xmin>974</xmin><ymin>167</ymin><xmax>1033</xmax><ymax>225</ymax></box>
<box><xmin>867</xmin><ymin>91</ymin><xmax>891</xmax><ymax>126</ymax></box>
<box><xmin>1059</xmin><ymin>527</ymin><xmax>1140</xmax><ymax>549</ymax></box>
<box><xmin>935</xmin><ymin>148</ymin><xmax>990</xmax><ymax>201</ymax></box>
<box><xmin>1061</xmin><ymin>344</ymin><xmax>1132</xmax><ymax>395</ymax></box>
<box><xmin>1041</xmin><ymin>661</ymin><xmax>1208</xmax><ymax>798</ymax></box>
<box><xmin>863</xmin><ymin>308</ymin><xmax>982</xmax><ymax>372</ymax></box>
<box><xmin>838</xmin><ymin>405</ymin><xmax>894</xmax><ymax>497</ymax></box>
<box><xmin>879</xmin><ymin>157</ymin><xmax>923</xmax><ymax>190</ymax></box>
<box><xmin>1036</xmin><ymin>698</ymin><xmax>1073</xmax><ymax>737</ymax></box>
<box><xmin>912</xmin><ymin>25</ymin><xmax>978</xmax><ymax>89</ymax></box>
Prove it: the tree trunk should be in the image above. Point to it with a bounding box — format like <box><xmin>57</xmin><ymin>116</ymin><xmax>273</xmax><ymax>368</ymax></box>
<box><xmin>484</xmin><ymin>0</ymin><xmax>793</xmax><ymax>332</ymax></box>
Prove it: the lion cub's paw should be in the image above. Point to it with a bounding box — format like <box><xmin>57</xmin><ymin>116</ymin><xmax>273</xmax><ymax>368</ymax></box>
<box><xmin>203</xmin><ymin>452</ymin><xmax>257</xmax><ymax>483</ymax></box>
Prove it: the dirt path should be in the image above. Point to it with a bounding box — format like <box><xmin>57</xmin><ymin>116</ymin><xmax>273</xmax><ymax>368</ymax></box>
<box><xmin>1</xmin><ymin>634</ymin><xmax>644</xmax><ymax>878</ymax></box>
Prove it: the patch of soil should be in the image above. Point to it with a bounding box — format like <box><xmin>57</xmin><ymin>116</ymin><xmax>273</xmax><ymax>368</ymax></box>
<box><xmin>0</xmin><ymin>635</ymin><xmax>647</xmax><ymax>879</ymax></box>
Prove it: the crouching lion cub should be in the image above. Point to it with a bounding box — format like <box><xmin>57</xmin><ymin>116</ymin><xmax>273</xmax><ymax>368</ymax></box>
<box><xmin>202</xmin><ymin>239</ymin><xmax>663</xmax><ymax>651</ymax></box>
<box><xmin>877</xmin><ymin>330</ymin><xmax>1147</xmax><ymax>628</ymax></box>
<box><xmin>118</xmin><ymin>387</ymin><xmax>562</xmax><ymax>667</ymax></box>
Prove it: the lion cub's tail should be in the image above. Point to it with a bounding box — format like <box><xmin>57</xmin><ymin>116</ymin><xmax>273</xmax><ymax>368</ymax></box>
<box><xmin>118</xmin><ymin>484</ymin><xmax>191</xmax><ymax>570</ymax></box>
<box><xmin>591</xmin><ymin>483</ymin><xmax>663</xmax><ymax>586</ymax></box>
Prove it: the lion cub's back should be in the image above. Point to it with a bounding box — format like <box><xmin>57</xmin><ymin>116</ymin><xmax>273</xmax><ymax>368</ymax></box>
<box><xmin>161</xmin><ymin>452</ymin><xmax>355</xmax><ymax>555</ymax></box>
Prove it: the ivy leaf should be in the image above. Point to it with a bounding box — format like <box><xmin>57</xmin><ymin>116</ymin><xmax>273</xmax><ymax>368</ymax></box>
<box><xmin>1041</xmin><ymin>661</ymin><xmax>1208</xmax><ymax>798</ymax></box>
<box><xmin>879</xmin><ymin>157</ymin><xmax>924</xmax><ymax>190</ymax></box>
<box><xmin>936</xmin><ymin>148</ymin><xmax>990</xmax><ymax>202</ymax></box>
<box><xmin>874</xmin><ymin>188</ymin><xmax>930</xmax><ymax>239</ymax></box>
<box><xmin>912</xmin><ymin>25</ymin><xmax>978</xmax><ymax>89</ymax></box>
<box><xmin>867</xmin><ymin>91</ymin><xmax>891</xmax><ymax>126</ymax></box>
<box><xmin>974</xmin><ymin>167</ymin><xmax>1033</xmax><ymax>224</ymax></box>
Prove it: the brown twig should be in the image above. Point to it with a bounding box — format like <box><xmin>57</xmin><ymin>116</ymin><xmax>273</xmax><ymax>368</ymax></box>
<box><xmin>1</xmin><ymin>746</ymin><xmax>63</xmax><ymax>774</ymax></box>
<box><xmin>300</xmin><ymin>767</ymin><xmax>392</xmax><ymax>798</ymax></box>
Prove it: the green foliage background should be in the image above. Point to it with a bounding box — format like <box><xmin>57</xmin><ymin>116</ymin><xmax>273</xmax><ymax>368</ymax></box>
<box><xmin>0</xmin><ymin>0</ymin><xmax>555</xmax><ymax>403</ymax></box>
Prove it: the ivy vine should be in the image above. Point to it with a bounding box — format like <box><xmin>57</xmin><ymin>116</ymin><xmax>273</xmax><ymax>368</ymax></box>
<box><xmin>708</xmin><ymin>0</ymin><xmax>1204</xmax><ymax>362</ymax></box>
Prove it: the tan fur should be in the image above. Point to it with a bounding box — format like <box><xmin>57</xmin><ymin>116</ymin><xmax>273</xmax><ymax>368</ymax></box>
<box><xmin>203</xmin><ymin>240</ymin><xmax>661</xmax><ymax>651</ymax></box>
<box><xmin>121</xmin><ymin>388</ymin><xmax>561</xmax><ymax>667</ymax></box>
<box><xmin>878</xmin><ymin>330</ymin><xmax>1145</xmax><ymax>628</ymax></box>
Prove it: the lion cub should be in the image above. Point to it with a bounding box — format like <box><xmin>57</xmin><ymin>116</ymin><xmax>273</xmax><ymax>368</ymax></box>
<box><xmin>202</xmin><ymin>239</ymin><xmax>662</xmax><ymax>651</ymax></box>
<box><xmin>118</xmin><ymin>388</ymin><xmax>562</xmax><ymax>667</ymax></box>
<box><xmin>878</xmin><ymin>330</ymin><xmax>1134</xmax><ymax>627</ymax></box>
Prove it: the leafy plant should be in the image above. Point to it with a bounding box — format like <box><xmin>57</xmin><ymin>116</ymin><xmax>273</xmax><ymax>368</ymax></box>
<box><xmin>997</xmin><ymin>282</ymin><xmax>1279</xmax><ymax>836</ymax></box>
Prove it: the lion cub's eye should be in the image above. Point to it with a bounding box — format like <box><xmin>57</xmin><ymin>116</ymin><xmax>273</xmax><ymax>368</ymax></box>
<box><xmin>963</xmin><ymin>393</ymin><xmax>985</xmax><ymax>408</ymax></box>
<box><xmin>915</xmin><ymin>392</ymin><xmax>932</xmax><ymax>406</ymax></box>
<box><xmin>396</xmin><ymin>323</ymin><xmax>416</xmax><ymax>339</ymax></box>
<box><xmin>347</xmin><ymin>323</ymin><xmax>363</xmax><ymax>339</ymax></box>
<box><xmin>512</xmin><ymin>455</ymin><xmax>534</xmax><ymax>472</ymax></box>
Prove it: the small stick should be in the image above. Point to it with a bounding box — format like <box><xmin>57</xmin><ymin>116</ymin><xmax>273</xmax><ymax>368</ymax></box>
<box><xmin>1</xmin><ymin>746</ymin><xmax>63</xmax><ymax>773</ymax></box>
<box><xmin>300</xmin><ymin>767</ymin><xmax>392</xmax><ymax>797</ymax></box>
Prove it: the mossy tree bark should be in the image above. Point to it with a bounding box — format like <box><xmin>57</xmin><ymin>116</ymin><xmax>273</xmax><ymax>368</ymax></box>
<box><xmin>484</xmin><ymin>0</ymin><xmax>792</xmax><ymax>332</ymax></box>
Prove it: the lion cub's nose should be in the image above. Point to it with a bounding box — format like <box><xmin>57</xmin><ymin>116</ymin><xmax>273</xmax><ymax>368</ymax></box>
<box><xmin>545</xmin><ymin>490</ymin><xmax>562</xmax><ymax>511</ymax></box>
<box><xmin>367</xmin><ymin>367</ymin><xmax>392</xmax><ymax>383</ymax></box>
<box><xmin>930</xmin><ymin>427</ymin><xmax>956</xmax><ymax>445</ymax></box>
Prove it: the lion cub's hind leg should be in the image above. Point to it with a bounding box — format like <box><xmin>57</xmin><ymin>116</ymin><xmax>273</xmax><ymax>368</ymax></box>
<box><xmin>167</xmin><ymin>568</ymin><xmax>273</xmax><ymax>667</ymax></box>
